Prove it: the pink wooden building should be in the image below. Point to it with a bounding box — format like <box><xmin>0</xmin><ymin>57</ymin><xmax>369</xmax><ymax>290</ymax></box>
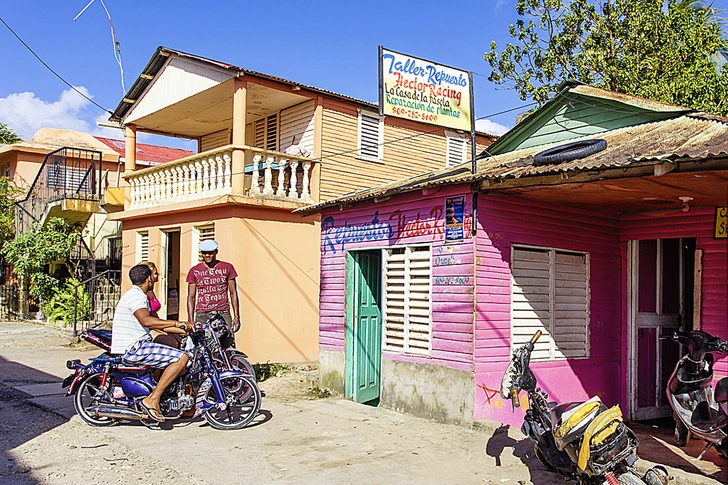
<box><xmin>300</xmin><ymin>82</ymin><xmax>728</xmax><ymax>426</ymax></box>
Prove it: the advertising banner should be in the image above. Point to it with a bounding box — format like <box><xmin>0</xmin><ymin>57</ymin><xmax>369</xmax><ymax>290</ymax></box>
<box><xmin>445</xmin><ymin>196</ymin><xmax>465</xmax><ymax>241</ymax></box>
<box><xmin>379</xmin><ymin>47</ymin><xmax>473</xmax><ymax>131</ymax></box>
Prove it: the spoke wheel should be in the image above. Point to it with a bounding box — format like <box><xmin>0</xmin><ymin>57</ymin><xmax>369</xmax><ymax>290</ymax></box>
<box><xmin>203</xmin><ymin>375</ymin><xmax>261</xmax><ymax>430</ymax></box>
<box><xmin>73</xmin><ymin>372</ymin><xmax>118</xmax><ymax>427</ymax></box>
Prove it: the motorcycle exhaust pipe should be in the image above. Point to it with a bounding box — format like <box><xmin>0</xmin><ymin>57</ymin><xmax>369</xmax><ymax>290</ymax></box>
<box><xmin>91</xmin><ymin>405</ymin><xmax>146</xmax><ymax>420</ymax></box>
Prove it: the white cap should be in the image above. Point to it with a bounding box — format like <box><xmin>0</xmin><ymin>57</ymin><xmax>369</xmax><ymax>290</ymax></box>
<box><xmin>199</xmin><ymin>240</ymin><xmax>218</xmax><ymax>252</ymax></box>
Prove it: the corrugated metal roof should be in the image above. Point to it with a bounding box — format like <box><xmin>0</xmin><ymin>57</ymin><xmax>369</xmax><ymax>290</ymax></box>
<box><xmin>297</xmin><ymin>112</ymin><xmax>728</xmax><ymax>214</ymax></box>
<box><xmin>94</xmin><ymin>137</ymin><xmax>194</xmax><ymax>165</ymax></box>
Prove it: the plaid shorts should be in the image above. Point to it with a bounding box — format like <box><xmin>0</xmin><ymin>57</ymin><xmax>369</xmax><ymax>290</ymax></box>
<box><xmin>123</xmin><ymin>337</ymin><xmax>190</xmax><ymax>369</ymax></box>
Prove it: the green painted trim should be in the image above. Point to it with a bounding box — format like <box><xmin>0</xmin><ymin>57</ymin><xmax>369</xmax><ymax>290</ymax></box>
<box><xmin>344</xmin><ymin>251</ymin><xmax>354</xmax><ymax>399</ymax></box>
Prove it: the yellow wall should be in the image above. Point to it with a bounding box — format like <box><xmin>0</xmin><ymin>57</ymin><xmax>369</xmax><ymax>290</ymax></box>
<box><xmin>120</xmin><ymin>206</ymin><xmax>320</xmax><ymax>363</ymax></box>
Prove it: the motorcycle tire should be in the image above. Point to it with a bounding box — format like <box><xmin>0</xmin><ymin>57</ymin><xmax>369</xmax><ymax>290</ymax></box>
<box><xmin>673</xmin><ymin>418</ymin><xmax>690</xmax><ymax>447</ymax></box>
<box><xmin>73</xmin><ymin>372</ymin><xmax>118</xmax><ymax>427</ymax></box>
<box><xmin>617</xmin><ymin>472</ymin><xmax>647</xmax><ymax>485</ymax></box>
<box><xmin>203</xmin><ymin>374</ymin><xmax>261</xmax><ymax>430</ymax></box>
<box><xmin>532</xmin><ymin>138</ymin><xmax>607</xmax><ymax>166</ymax></box>
<box><xmin>718</xmin><ymin>440</ymin><xmax>727</xmax><ymax>459</ymax></box>
<box><xmin>535</xmin><ymin>446</ymin><xmax>559</xmax><ymax>473</ymax></box>
<box><xmin>227</xmin><ymin>350</ymin><xmax>256</xmax><ymax>381</ymax></box>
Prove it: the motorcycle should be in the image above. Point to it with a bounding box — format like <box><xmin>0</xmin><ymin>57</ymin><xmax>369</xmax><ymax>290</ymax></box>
<box><xmin>81</xmin><ymin>315</ymin><xmax>256</xmax><ymax>380</ymax></box>
<box><xmin>501</xmin><ymin>331</ymin><xmax>667</xmax><ymax>485</ymax></box>
<box><xmin>662</xmin><ymin>330</ymin><xmax>728</xmax><ymax>459</ymax></box>
<box><xmin>62</xmin><ymin>316</ymin><xmax>261</xmax><ymax>430</ymax></box>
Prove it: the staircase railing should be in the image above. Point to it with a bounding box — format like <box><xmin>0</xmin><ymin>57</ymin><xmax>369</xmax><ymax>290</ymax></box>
<box><xmin>15</xmin><ymin>147</ymin><xmax>103</xmax><ymax>235</ymax></box>
<box><xmin>73</xmin><ymin>269</ymin><xmax>121</xmax><ymax>336</ymax></box>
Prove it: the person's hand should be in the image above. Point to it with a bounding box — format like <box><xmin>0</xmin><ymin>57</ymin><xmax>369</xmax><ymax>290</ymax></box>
<box><xmin>231</xmin><ymin>316</ymin><xmax>241</xmax><ymax>333</ymax></box>
<box><xmin>176</xmin><ymin>321</ymin><xmax>190</xmax><ymax>333</ymax></box>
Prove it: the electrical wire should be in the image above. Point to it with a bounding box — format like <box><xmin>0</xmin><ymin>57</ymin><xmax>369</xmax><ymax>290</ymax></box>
<box><xmin>0</xmin><ymin>16</ymin><xmax>112</xmax><ymax>114</ymax></box>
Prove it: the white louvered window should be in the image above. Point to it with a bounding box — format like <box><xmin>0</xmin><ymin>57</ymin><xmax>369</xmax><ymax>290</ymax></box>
<box><xmin>196</xmin><ymin>224</ymin><xmax>215</xmax><ymax>262</ymax></box>
<box><xmin>383</xmin><ymin>246</ymin><xmax>432</xmax><ymax>355</ymax></box>
<box><xmin>358</xmin><ymin>110</ymin><xmax>383</xmax><ymax>162</ymax></box>
<box><xmin>46</xmin><ymin>165</ymin><xmax>90</xmax><ymax>190</ymax></box>
<box><xmin>511</xmin><ymin>245</ymin><xmax>590</xmax><ymax>361</ymax></box>
<box><xmin>137</xmin><ymin>231</ymin><xmax>149</xmax><ymax>263</ymax></box>
<box><xmin>446</xmin><ymin>133</ymin><xmax>467</xmax><ymax>167</ymax></box>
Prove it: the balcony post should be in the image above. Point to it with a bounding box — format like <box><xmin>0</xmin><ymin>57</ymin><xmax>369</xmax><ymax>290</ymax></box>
<box><xmin>124</xmin><ymin>124</ymin><xmax>137</xmax><ymax>173</ymax></box>
<box><xmin>231</xmin><ymin>77</ymin><xmax>247</xmax><ymax>194</ymax></box>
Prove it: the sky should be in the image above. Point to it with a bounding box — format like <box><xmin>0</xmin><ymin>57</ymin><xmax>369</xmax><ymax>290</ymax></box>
<box><xmin>2</xmin><ymin>0</ymin><xmax>728</xmax><ymax>149</ymax></box>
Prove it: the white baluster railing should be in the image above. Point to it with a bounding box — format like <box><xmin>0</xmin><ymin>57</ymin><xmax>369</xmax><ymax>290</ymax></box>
<box><xmin>125</xmin><ymin>145</ymin><xmax>317</xmax><ymax>209</ymax></box>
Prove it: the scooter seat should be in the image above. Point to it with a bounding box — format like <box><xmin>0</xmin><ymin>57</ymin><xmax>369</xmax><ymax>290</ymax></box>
<box><xmin>716</xmin><ymin>377</ymin><xmax>728</xmax><ymax>404</ymax></box>
<box><xmin>552</xmin><ymin>396</ymin><xmax>604</xmax><ymax>450</ymax></box>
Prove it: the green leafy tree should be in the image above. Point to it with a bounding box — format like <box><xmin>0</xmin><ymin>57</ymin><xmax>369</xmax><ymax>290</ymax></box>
<box><xmin>485</xmin><ymin>0</ymin><xmax>728</xmax><ymax>114</ymax></box>
<box><xmin>0</xmin><ymin>176</ymin><xmax>22</xmax><ymax>248</ymax></box>
<box><xmin>0</xmin><ymin>122</ymin><xmax>22</xmax><ymax>145</ymax></box>
<box><xmin>2</xmin><ymin>217</ymin><xmax>81</xmax><ymax>317</ymax></box>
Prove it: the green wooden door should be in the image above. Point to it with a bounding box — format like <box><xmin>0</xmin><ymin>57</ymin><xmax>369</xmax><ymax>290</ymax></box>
<box><xmin>352</xmin><ymin>251</ymin><xmax>382</xmax><ymax>404</ymax></box>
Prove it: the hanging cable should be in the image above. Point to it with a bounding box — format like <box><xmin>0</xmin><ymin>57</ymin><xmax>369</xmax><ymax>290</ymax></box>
<box><xmin>0</xmin><ymin>16</ymin><xmax>112</xmax><ymax>114</ymax></box>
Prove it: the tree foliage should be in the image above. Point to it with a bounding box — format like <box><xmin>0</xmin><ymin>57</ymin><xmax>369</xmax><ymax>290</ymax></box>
<box><xmin>485</xmin><ymin>0</ymin><xmax>728</xmax><ymax>114</ymax></box>
<box><xmin>1</xmin><ymin>218</ymin><xmax>81</xmax><ymax>277</ymax></box>
<box><xmin>0</xmin><ymin>122</ymin><xmax>22</xmax><ymax>145</ymax></box>
<box><xmin>0</xmin><ymin>176</ymin><xmax>22</xmax><ymax>248</ymax></box>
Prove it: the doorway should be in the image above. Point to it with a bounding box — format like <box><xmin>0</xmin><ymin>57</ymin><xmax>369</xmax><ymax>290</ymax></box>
<box><xmin>162</xmin><ymin>230</ymin><xmax>181</xmax><ymax>320</ymax></box>
<box><xmin>345</xmin><ymin>250</ymin><xmax>382</xmax><ymax>405</ymax></box>
<box><xmin>628</xmin><ymin>238</ymin><xmax>695</xmax><ymax>420</ymax></box>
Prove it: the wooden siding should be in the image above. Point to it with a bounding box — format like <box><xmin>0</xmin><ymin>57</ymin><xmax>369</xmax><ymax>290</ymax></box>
<box><xmin>319</xmin><ymin>97</ymin><xmax>485</xmax><ymax>201</ymax></box>
<box><xmin>620</xmin><ymin>209</ymin><xmax>728</xmax><ymax>377</ymax></box>
<box><xmin>280</xmin><ymin>100</ymin><xmax>315</xmax><ymax>154</ymax></box>
<box><xmin>318</xmin><ymin>185</ymin><xmax>476</xmax><ymax>371</ymax></box>
<box><xmin>200</xmin><ymin>129</ymin><xmax>230</xmax><ymax>152</ymax></box>
<box><xmin>473</xmin><ymin>195</ymin><xmax>622</xmax><ymax>423</ymax></box>
<box><xmin>492</xmin><ymin>95</ymin><xmax>676</xmax><ymax>154</ymax></box>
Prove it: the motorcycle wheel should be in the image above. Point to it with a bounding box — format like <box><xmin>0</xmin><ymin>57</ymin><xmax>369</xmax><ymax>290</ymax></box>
<box><xmin>673</xmin><ymin>418</ymin><xmax>690</xmax><ymax>447</ymax></box>
<box><xmin>227</xmin><ymin>350</ymin><xmax>256</xmax><ymax>380</ymax></box>
<box><xmin>203</xmin><ymin>374</ymin><xmax>261</xmax><ymax>430</ymax></box>
<box><xmin>73</xmin><ymin>372</ymin><xmax>118</xmax><ymax>427</ymax></box>
<box><xmin>617</xmin><ymin>472</ymin><xmax>647</xmax><ymax>484</ymax></box>
<box><xmin>718</xmin><ymin>440</ymin><xmax>727</xmax><ymax>459</ymax></box>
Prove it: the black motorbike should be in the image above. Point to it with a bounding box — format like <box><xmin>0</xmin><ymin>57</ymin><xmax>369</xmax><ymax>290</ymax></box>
<box><xmin>662</xmin><ymin>330</ymin><xmax>728</xmax><ymax>459</ymax></box>
<box><xmin>501</xmin><ymin>331</ymin><xmax>667</xmax><ymax>485</ymax></box>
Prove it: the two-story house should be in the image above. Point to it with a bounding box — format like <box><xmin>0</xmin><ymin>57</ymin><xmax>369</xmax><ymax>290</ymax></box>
<box><xmin>108</xmin><ymin>47</ymin><xmax>495</xmax><ymax>364</ymax></box>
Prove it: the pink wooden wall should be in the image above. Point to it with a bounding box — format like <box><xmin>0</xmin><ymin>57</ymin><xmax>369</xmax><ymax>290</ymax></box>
<box><xmin>318</xmin><ymin>185</ymin><xmax>476</xmax><ymax>371</ymax></box>
<box><xmin>620</xmin><ymin>208</ymin><xmax>728</xmax><ymax>379</ymax></box>
<box><xmin>473</xmin><ymin>195</ymin><xmax>622</xmax><ymax>425</ymax></box>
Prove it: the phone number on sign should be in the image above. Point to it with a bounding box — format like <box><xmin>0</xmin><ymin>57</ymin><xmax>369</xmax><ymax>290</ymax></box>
<box><xmin>391</xmin><ymin>106</ymin><xmax>437</xmax><ymax>122</ymax></box>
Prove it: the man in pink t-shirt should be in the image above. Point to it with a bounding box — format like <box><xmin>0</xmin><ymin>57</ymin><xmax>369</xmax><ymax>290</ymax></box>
<box><xmin>186</xmin><ymin>240</ymin><xmax>240</xmax><ymax>347</ymax></box>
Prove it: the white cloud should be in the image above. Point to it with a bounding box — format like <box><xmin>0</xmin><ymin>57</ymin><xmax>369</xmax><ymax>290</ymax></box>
<box><xmin>475</xmin><ymin>118</ymin><xmax>510</xmax><ymax>136</ymax></box>
<box><xmin>0</xmin><ymin>87</ymin><xmax>107</xmax><ymax>141</ymax></box>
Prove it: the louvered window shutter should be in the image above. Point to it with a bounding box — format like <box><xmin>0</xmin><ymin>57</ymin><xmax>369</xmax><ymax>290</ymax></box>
<box><xmin>254</xmin><ymin>119</ymin><xmax>266</xmax><ymax>149</ymax></box>
<box><xmin>358</xmin><ymin>112</ymin><xmax>382</xmax><ymax>161</ymax></box>
<box><xmin>446</xmin><ymin>135</ymin><xmax>466</xmax><ymax>167</ymax></box>
<box><xmin>384</xmin><ymin>246</ymin><xmax>432</xmax><ymax>355</ymax></box>
<box><xmin>511</xmin><ymin>246</ymin><xmax>589</xmax><ymax>360</ymax></box>
<box><xmin>138</xmin><ymin>231</ymin><xmax>149</xmax><ymax>263</ymax></box>
<box><xmin>266</xmin><ymin>114</ymin><xmax>278</xmax><ymax>151</ymax></box>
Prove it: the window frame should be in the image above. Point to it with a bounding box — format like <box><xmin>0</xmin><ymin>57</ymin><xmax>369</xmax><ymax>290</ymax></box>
<box><xmin>357</xmin><ymin>109</ymin><xmax>384</xmax><ymax>162</ymax></box>
<box><xmin>192</xmin><ymin>224</ymin><xmax>215</xmax><ymax>264</ymax></box>
<box><xmin>136</xmin><ymin>231</ymin><xmax>149</xmax><ymax>263</ymax></box>
<box><xmin>510</xmin><ymin>244</ymin><xmax>591</xmax><ymax>361</ymax></box>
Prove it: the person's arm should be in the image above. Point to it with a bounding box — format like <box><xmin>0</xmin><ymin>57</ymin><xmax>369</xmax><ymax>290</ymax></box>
<box><xmin>186</xmin><ymin>282</ymin><xmax>197</xmax><ymax>324</ymax></box>
<box><xmin>133</xmin><ymin>307</ymin><xmax>189</xmax><ymax>332</ymax></box>
<box><xmin>228</xmin><ymin>278</ymin><xmax>241</xmax><ymax>332</ymax></box>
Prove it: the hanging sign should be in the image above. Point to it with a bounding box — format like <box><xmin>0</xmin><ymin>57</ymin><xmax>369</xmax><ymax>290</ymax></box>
<box><xmin>379</xmin><ymin>47</ymin><xmax>473</xmax><ymax>131</ymax></box>
<box><xmin>715</xmin><ymin>207</ymin><xmax>727</xmax><ymax>238</ymax></box>
<box><xmin>445</xmin><ymin>196</ymin><xmax>465</xmax><ymax>241</ymax></box>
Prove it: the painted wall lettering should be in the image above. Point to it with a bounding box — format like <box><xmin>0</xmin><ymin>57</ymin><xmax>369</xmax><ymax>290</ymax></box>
<box><xmin>433</xmin><ymin>255</ymin><xmax>460</xmax><ymax>266</ymax></box>
<box><xmin>390</xmin><ymin>206</ymin><xmax>444</xmax><ymax>243</ymax></box>
<box><xmin>434</xmin><ymin>276</ymin><xmax>471</xmax><ymax>285</ymax></box>
<box><xmin>321</xmin><ymin>211</ymin><xmax>392</xmax><ymax>255</ymax></box>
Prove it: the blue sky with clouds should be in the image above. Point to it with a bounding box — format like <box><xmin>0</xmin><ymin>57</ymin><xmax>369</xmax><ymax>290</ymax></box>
<box><xmin>2</xmin><ymin>0</ymin><xmax>728</xmax><ymax>148</ymax></box>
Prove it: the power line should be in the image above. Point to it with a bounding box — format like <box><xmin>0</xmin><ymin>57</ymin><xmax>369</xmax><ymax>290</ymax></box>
<box><xmin>0</xmin><ymin>16</ymin><xmax>112</xmax><ymax>114</ymax></box>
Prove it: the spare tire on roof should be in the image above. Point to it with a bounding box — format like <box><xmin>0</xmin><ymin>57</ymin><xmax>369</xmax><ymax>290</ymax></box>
<box><xmin>533</xmin><ymin>138</ymin><xmax>607</xmax><ymax>166</ymax></box>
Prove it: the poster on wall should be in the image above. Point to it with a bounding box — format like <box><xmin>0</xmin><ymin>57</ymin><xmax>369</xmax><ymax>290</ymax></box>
<box><xmin>379</xmin><ymin>46</ymin><xmax>473</xmax><ymax>131</ymax></box>
<box><xmin>445</xmin><ymin>196</ymin><xmax>465</xmax><ymax>241</ymax></box>
<box><xmin>715</xmin><ymin>207</ymin><xmax>727</xmax><ymax>238</ymax></box>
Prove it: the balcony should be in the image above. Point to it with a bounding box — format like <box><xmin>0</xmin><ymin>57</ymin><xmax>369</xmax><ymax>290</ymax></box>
<box><xmin>124</xmin><ymin>144</ymin><xmax>317</xmax><ymax>210</ymax></box>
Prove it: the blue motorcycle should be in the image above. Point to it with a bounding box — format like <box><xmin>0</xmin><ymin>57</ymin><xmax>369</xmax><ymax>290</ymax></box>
<box><xmin>63</xmin><ymin>316</ymin><xmax>260</xmax><ymax>430</ymax></box>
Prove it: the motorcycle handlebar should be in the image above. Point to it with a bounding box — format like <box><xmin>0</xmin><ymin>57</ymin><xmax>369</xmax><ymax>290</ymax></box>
<box><xmin>529</xmin><ymin>331</ymin><xmax>542</xmax><ymax>345</ymax></box>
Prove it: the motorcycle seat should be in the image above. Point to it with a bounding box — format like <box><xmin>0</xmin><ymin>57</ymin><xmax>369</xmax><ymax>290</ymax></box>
<box><xmin>716</xmin><ymin>377</ymin><xmax>727</xmax><ymax>404</ymax></box>
<box><xmin>552</xmin><ymin>396</ymin><xmax>603</xmax><ymax>450</ymax></box>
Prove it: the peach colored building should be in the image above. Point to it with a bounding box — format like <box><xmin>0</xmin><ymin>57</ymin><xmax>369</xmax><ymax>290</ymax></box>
<box><xmin>108</xmin><ymin>47</ymin><xmax>495</xmax><ymax>364</ymax></box>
